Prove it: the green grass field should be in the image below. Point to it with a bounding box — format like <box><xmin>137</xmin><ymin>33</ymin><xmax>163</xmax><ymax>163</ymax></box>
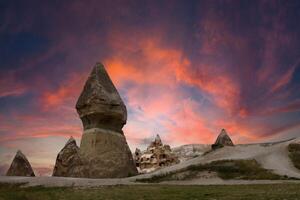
<box><xmin>1</xmin><ymin>183</ymin><xmax>300</xmax><ymax>200</ymax></box>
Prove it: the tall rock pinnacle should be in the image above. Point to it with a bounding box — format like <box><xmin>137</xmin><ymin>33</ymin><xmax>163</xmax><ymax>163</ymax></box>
<box><xmin>6</xmin><ymin>150</ymin><xmax>35</xmax><ymax>177</ymax></box>
<box><xmin>75</xmin><ymin>63</ymin><xmax>137</xmax><ymax>178</ymax></box>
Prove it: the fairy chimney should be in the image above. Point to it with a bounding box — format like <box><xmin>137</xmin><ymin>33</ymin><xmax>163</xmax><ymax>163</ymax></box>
<box><xmin>76</xmin><ymin>63</ymin><xmax>137</xmax><ymax>178</ymax></box>
<box><xmin>6</xmin><ymin>150</ymin><xmax>35</xmax><ymax>177</ymax></box>
<box><xmin>212</xmin><ymin>129</ymin><xmax>234</xmax><ymax>150</ymax></box>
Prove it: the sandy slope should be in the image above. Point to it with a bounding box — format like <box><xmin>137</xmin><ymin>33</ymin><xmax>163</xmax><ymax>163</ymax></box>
<box><xmin>0</xmin><ymin>137</ymin><xmax>299</xmax><ymax>187</ymax></box>
<box><xmin>134</xmin><ymin>137</ymin><xmax>300</xmax><ymax>180</ymax></box>
<box><xmin>172</xmin><ymin>144</ymin><xmax>211</xmax><ymax>161</ymax></box>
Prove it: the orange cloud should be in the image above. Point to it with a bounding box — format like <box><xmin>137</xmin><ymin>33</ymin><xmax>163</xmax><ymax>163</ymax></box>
<box><xmin>102</xmin><ymin>32</ymin><xmax>250</xmax><ymax>146</ymax></box>
<box><xmin>103</xmin><ymin>34</ymin><xmax>220</xmax><ymax>145</ymax></box>
<box><xmin>175</xmin><ymin>63</ymin><xmax>240</xmax><ymax>115</ymax></box>
<box><xmin>41</xmin><ymin>72</ymin><xmax>87</xmax><ymax>109</ymax></box>
<box><xmin>163</xmin><ymin>99</ymin><xmax>216</xmax><ymax>144</ymax></box>
<box><xmin>105</xmin><ymin>37</ymin><xmax>187</xmax><ymax>89</ymax></box>
<box><xmin>0</xmin><ymin>124</ymin><xmax>82</xmax><ymax>143</ymax></box>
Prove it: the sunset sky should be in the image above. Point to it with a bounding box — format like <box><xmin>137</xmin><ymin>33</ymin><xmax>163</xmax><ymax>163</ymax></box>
<box><xmin>1</xmin><ymin>0</ymin><xmax>300</xmax><ymax>176</ymax></box>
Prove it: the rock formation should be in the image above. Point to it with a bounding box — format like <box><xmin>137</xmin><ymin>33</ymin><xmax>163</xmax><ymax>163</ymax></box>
<box><xmin>134</xmin><ymin>148</ymin><xmax>142</xmax><ymax>168</ymax></box>
<box><xmin>76</xmin><ymin>63</ymin><xmax>127</xmax><ymax>133</ymax></box>
<box><xmin>149</xmin><ymin>134</ymin><xmax>163</xmax><ymax>147</ymax></box>
<box><xmin>6</xmin><ymin>150</ymin><xmax>35</xmax><ymax>177</ymax></box>
<box><xmin>52</xmin><ymin>137</ymin><xmax>87</xmax><ymax>177</ymax></box>
<box><xmin>76</xmin><ymin>63</ymin><xmax>137</xmax><ymax>178</ymax></box>
<box><xmin>134</xmin><ymin>134</ymin><xmax>179</xmax><ymax>173</ymax></box>
<box><xmin>212</xmin><ymin>129</ymin><xmax>234</xmax><ymax>150</ymax></box>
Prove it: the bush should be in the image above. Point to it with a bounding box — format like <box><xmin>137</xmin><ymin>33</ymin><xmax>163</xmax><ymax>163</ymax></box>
<box><xmin>288</xmin><ymin>143</ymin><xmax>300</xmax><ymax>170</ymax></box>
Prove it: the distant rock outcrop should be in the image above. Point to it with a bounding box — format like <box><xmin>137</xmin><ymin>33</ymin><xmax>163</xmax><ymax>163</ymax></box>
<box><xmin>52</xmin><ymin>137</ymin><xmax>87</xmax><ymax>177</ymax></box>
<box><xmin>212</xmin><ymin>129</ymin><xmax>234</xmax><ymax>150</ymax></box>
<box><xmin>6</xmin><ymin>150</ymin><xmax>35</xmax><ymax>177</ymax></box>
<box><xmin>134</xmin><ymin>134</ymin><xmax>179</xmax><ymax>173</ymax></box>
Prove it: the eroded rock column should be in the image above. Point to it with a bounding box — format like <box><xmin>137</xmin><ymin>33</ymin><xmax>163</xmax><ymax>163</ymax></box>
<box><xmin>76</xmin><ymin>63</ymin><xmax>137</xmax><ymax>178</ymax></box>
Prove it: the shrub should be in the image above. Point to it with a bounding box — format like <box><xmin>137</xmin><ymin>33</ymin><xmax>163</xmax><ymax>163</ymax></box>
<box><xmin>288</xmin><ymin>143</ymin><xmax>300</xmax><ymax>170</ymax></box>
<box><xmin>136</xmin><ymin>159</ymin><xmax>289</xmax><ymax>183</ymax></box>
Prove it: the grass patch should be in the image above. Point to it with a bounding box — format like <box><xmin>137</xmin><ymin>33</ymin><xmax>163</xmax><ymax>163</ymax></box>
<box><xmin>137</xmin><ymin>159</ymin><xmax>289</xmax><ymax>183</ymax></box>
<box><xmin>288</xmin><ymin>143</ymin><xmax>300</xmax><ymax>170</ymax></box>
<box><xmin>1</xmin><ymin>183</ymin><xmax>300</xmax><ymax>200</ymax></box>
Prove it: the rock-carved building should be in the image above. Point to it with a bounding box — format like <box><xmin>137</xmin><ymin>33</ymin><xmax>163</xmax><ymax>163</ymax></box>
<box><xmin>134</xmin><ymin>134</ymin><xmax>179</xmax><ymax>173</ymax></box>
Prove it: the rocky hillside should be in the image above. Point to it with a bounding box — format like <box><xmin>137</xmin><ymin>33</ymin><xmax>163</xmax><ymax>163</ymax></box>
<box><xmin>172</xmin><ymin>144</ymin><xmax>211</xmax><ymax>161</ymax></box>
<box><xmin>136</xmin><ymin>137</ymin><xmax>300</xmax><ymax>183</ymax></box>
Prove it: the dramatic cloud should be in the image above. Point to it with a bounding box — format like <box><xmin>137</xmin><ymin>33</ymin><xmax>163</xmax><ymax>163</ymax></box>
<box><xmin>1</xmin><ymin>0</ymin><xmax>300</xmax><ymax>175</ymax></box>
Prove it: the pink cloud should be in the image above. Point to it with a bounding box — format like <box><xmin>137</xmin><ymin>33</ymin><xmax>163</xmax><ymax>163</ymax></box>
<box><xmin>175</xmin><ymin>64</ymin><xmax>240</xmax><ymax>115</ymax></box>
<box><xmin>163</xmin><ymin>99</ymin><xmax>216</xmax><ymax>144</ymax></box>
<box><xmin>271</xmin><ymin>59</ymin><xmax>300</xmax><ymax>93</ymax></box>
<box><xmin>0</xmin><ymin>72</ymin><xmax>28</xmax><ymax>98</ymax></box>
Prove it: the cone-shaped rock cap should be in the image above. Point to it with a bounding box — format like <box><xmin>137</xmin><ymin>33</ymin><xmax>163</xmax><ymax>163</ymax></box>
<box><xmin>65</xmin><ymin>136</ymin><xmax>77</xmax><ymax>147</ymax></box>
<box><xmin>155</xmin><ymin>134</ymin><xmax>162</xmax><ymax>143</ymax></box>
<box><xmin>6</xmin><ymin>150</ymin><xmax>35</xmax><ymax>177</ymax></box>
<box><xmin>76</xmin><ymin>63</ymin><xmax>127</xmax><ymax>133</ymax></box>
<box><xmin>212</xmin><ymin>129</ymin><xmax>234</xmax><ymax>150</ymax></box>
<box><xmin>152</xmin><ymin>134</ymin><xmax>163</xmax><ymax>146</ymax></box>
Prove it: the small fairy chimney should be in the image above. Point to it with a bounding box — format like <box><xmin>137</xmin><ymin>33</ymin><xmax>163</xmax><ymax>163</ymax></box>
<box><xmin>52</xmin><ymin>136</ymin><xmax>83</xmax><ymax>177</ymax></box>
<box><xmin>212</xmin><ymin>129</ymin><xmax>234</xmax><ymax>150</ymax></box>
<box><xmin>6</xmin><ymin>150</ymin><xmax>35</xmax><ymax>177</ymax></box>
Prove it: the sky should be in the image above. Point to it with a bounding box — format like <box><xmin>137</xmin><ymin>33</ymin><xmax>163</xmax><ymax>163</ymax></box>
<box><xmin>0</xmin><ymin>0</ymin><xmax>300</xmax><ymax>176</ymax></box>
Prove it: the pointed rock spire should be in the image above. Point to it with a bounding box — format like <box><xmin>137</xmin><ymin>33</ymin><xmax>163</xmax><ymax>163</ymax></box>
<box><xmin>135</xmin><ymin>148</ymin><xmax>141</xmax><ymax>155</ymax></box>
<box><xmin>65</xmin><ymin>136</ymin><xmax>76</xmax><ymax>147</ymax></box>
<box><xmin>155</xmin><ymin>134</ymin><xmax>162</xmax><ymax>143</ymax></box>
<box><xmin>52</xmin><ymin>136</ymin><xmax>85</xmax><ymax>177</ymax></box>
<box><xmin>76</xmin><ymin>63</ymin><xmax>127</xmax><ymax>133</ymax></box>
<box><xmin>6</xmin><ymin>150</ymin><xmax>35</xmax><ymax>177</ymax></box>
<box><xmin>212</xmin><ymin>129</ymin><xmax>234</xmax><ymax>150</ymax></box>
<box><xmin>148</xmin><ymin>134</ymin><xmax>163</xmax><ymax>148</ymax></box>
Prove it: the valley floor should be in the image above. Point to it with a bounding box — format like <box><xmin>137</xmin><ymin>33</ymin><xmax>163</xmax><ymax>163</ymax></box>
<box><xmin>1</xmin><ymin>176</ymin><xmax>300</xmax><ymax>187</ymax></box>
<box><xmin>1</xmin><ymin>183</ymin><xmax>300</xmax><ymax>200</ymax></box>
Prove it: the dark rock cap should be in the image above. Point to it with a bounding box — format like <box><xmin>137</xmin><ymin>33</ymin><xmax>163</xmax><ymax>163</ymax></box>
<box><xmin>6</xmin><ymin>150</ymin><xmax>35</xmax><ymax>177</ymax></box>
<box><xmin>154</xmin><ymin>134</ymin><xmax>163</xmax><ymax>146</ymax></box>
<box><xmin>76</xmin><ymin>63</ymin><xmax>127</xmax><ymax>133</ymax></box>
